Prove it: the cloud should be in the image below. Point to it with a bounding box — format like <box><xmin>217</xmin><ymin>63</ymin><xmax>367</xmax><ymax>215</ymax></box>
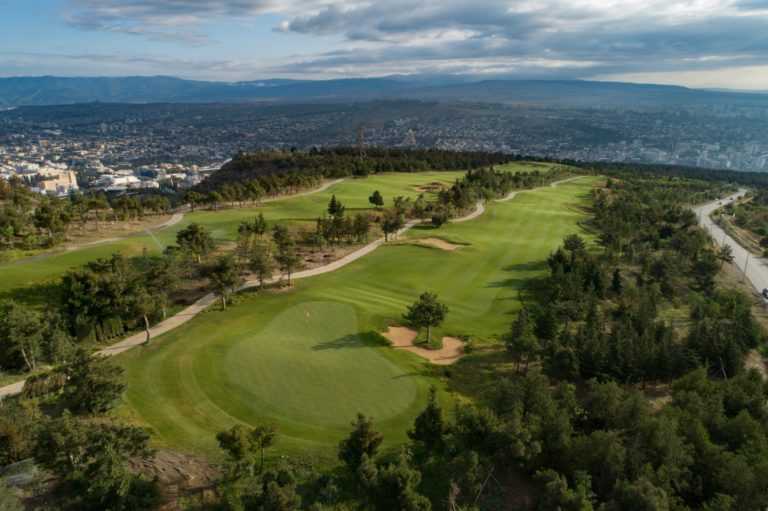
<box><xmin>63</xmin><ymin>0</ymin><xmax>314</xmax><ymax>45</ymax></box>
<box><xmin>48</xmin><ymin>0</ymin><xmax>768</xmax><ymax>87</ymax></box>
<box><xmin>271</xmin><ymin>0</ymin><xmax>768</xmax><ymax>78</ymax></box>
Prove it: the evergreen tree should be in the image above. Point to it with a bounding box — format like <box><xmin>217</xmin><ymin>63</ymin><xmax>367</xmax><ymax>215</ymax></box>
<box><xmin>403</xmin><ymin>292</ymin><xmax>449</xmax><ymax>344</ymax></box>
<box><xmin>249</xmin><ymin>240</ymin><xmax>274</xmax><ymax>290</ymax></box>
<box><xmin>368</xmin><ymin>190</ymin><xmax>384</xmax><ymax>209</ymax></box>
<box><xmin>407</xmin><ymin>386</ymin><xmax>445</xmax><ymax>454</ymax></box>
<box><xmin>338</xmin><ymin>413</ymin><xmax>383</xmax><ymax>469</ymax></box>
<box><xmin>204</xmin><ymin>255</ymin><xmax>243</xmax><ymax>310</ymax></box>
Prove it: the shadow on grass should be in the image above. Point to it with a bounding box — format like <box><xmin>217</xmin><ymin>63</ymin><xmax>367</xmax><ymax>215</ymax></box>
<box><xmin>311</xmin><ymin>334</ymin><xmax>363</xmax><ymax>351</ymax></box>
<box><xmin>0</xmin><ymin>281</ymin><xmax>62</xmax><ymax>308</ymax></box>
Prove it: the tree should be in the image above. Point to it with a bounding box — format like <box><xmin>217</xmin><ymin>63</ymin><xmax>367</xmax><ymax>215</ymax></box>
<box><xmin>328</xmin><ymin>194</ymin><xmax>345</xmax><ymax>218</ymax></box>
<box><xmin>273</xmin><ymin>226</ymin><xmax>302</xmax><ymax>285</ymax></box>
<box><xmin>611</xmin><ymin>268</ymin><xmax>623</xmax><ymax>295</ymax></box>
<box><xmin>374</xmin><ymin>448</ymin><xmax>431</xmax><ymax>511</ymax></box>
<box><xmin>185</xmin><ymin>191</ymin><xmax>203</xmax><ymax>212</ymax></box>
<box><xmin>0</xmin><ymin>299</ymin><xmax>43</xmax><ymax>371</ymax></box>
<box><xmin>506</xmin><ymin>308</ymin><xmax>540</xmax><ymax>373</ymax></box>
<box><xmin>407</xmin><ymin>386</ymin><xmax>445</xmax><ymax>454</ymax></box>
<box><xmin>59</xmin><ymin>348</ymin><xmax>126</xmax><ymax>414</ymax></box>
<box><xmin>353</xmin><ymin>213</ymin><xmax>371</xmax><ymax>243</ymax></box>
<box><xmin>534</xmin><ymin>469</ymin><xmax>595</xmax><ymax>511</ymax></box>
<box><xmin>0</xmin><ymin>399</ymin><xmax>40</xmax><ymax>465</ymax></box>
<box><xmin>33</xmin><ymin>411</ymin><xmax>158</xmax><ymax>511</ymax></box>
<box><xmin>176</xmin><ymin>222</ymin><xmax>214</xmax><ymax>264</ymax></box>
<box><xmin>33</xmin><ymin>197</ymin><xmax>71</xmax><ymax>245</ymax></box>
<box><xmin>338</xmin><ymin>413</ymin><xmax>383</xmax><ymax>469</ymax></box>
<box><xmin>692</xmin><ymin>251</ymin><xmax>720</xmax><ymax>293</ymax></box>
<box><xmin>403</xmin><ymin>291</ymin><xmax>449</xmax><ymax>344</ymax></box>
<box><xmin>254</xmin><ymin>212</ymin><xmax>268</xmax><ymax>239</ymax></box>
<box><xmin>717</xmin><ymin>244</ymin><xmax>735</xmax><ymax>269</ymax></box>
<box><xmin>249</xmin><ymin>240</ymin><xmax>274</xmax><ymax>290</ymax></box>
<box><xmin>204</xmin><ymin>255</ymin><xmax>243</xmax><ymax>310</ymax></box>
<box><xmin>431</xmin><ymin>209</ymin><xmax>452</xmax><ymax>228</ymax></box>
<box><xmin>235</xmin><ymin>223</ymin><xmax>255</xmax><ymax>264</ymax></box>
<box><xmin>369</xmin><ymin>190</ymin><xmax>384</xmax><ymax>209</ymax></box>
<box><xmin>260</xmin><ymin>467</ymin><xmax>302</xmax><ymax>511</ymax></box>
<box><xmin>382</xmin><ymin>210</ymin><xmax>405</xmax><ymax>241</ymax></box>
<box><xmin>253</xmin><ymin>422</ymin><xmax>279</xmax><ymax>475</ymax></box>
<box><xmin>145</xmin><ymin>255</ymin><xmax>179</xmax><ymax>319</ymax></box>
<box><xmin>217</xmin><ymin>422</ymin><xmax>279</xmax><ymax>479</ymax></box>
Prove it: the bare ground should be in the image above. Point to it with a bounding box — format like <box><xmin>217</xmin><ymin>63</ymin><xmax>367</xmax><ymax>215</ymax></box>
<box><xmin>382</xmin><ymin>326</ymin><xmax>466</xmax><ymax>365</ymax></box>
<box><xmin>128</xmin><ymin>449</ymin><xmax>221</xmax><ymax>509</ymax></box>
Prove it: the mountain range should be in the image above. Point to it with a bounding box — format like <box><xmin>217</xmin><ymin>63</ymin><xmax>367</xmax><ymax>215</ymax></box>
<box><xmin>1</xmin><ymin>75</ymin><xmax>767</xmax><ymax>109</ymax></box>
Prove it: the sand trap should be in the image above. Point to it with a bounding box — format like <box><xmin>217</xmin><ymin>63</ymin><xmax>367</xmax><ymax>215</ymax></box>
<box><xmin>418</xmin><ymin>238</ymin><xmax>462</xmax><ymax>251</ymax></box>
<box><xmin>412</xmin><ymin>182</ymin><xmax>446</xmax><ymax>193</ymax></box>
<box><xmin>382</xmin><ymin>326</ymin><xmax>466</xmax><ymax>365</ymax></box>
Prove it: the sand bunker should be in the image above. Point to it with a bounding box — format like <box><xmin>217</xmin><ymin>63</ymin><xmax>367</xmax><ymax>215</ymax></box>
<box><xmin>412</xmin><ymin>182</ymin><xmax>446</xmax><ymax>193</ymax></box>
<box><xmin>382</xmin><ymin>326</ymin><xmax>466</xmax><ymax>365</ymax></box>
<box><xmin>417</xmin><ymin>238</ymin><xmax>462</xmax><ymax>251</ymax></box>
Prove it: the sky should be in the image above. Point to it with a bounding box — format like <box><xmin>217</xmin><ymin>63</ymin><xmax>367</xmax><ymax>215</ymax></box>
<box><xmin>1</xmin><ymin>0</ymin><xmax>768</xmax><ymax>89</ymax></box>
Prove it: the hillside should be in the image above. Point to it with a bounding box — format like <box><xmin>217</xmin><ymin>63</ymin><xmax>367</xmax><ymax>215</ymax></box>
<box><xmin>3</xmin><ymin>75</ymin><xmax>768</xmax><ymax>109</ymax></box>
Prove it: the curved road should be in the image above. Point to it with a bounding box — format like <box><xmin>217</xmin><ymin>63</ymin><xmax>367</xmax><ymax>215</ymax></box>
<box><xmin>0</xmin><ymin>175</ymin><xmax>588</xmax><ymax>399</ymax></box>
<box><xmin>693</xmin><ymin>188</ymin><xmax>768</xmax><ymax>296</ymax></box>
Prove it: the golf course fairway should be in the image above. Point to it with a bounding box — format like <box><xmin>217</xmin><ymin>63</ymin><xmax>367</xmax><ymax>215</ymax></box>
<box><xmin>0</xmin><ymin>171</ymin><xmax>465</xmax><ymax>305</ymax></box>
<box><xmin>115</xmin><ymin>176</ymin><xmax>599</xmax><ymax>462</ymax></box>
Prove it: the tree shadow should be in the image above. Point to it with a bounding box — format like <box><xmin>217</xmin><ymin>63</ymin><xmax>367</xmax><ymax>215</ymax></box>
<box><xmin>0</xmin><ymin>281</ymin><xmax>62</xmax><ymax>308</ymax></box>
<box><xmin>312</xmin><ymin>334</ymin><xmax>365</xmax><ymax>351</ymax></box>
<box><xmin>391</xmin><ymin>372</ymin><xmax>421</xmax><ymax>379</ymax></box>
<box><xmin>501</xmin><ymin>260</ymin><xmax>548</xmax><ymax>273</ymax></box>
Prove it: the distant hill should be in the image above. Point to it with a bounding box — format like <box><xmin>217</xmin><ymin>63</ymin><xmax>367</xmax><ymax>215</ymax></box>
<box><xmin>1</xmin><ymin>75</ymin><xmax>767</xmax><ymax>109</ymax></box>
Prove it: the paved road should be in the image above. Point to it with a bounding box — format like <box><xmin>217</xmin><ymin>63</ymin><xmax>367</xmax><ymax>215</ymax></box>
<box><xmin>693</xmin><ymin>188</ymin><xmax>768</xmax><ymax>296</ymax></box>
<box><xmin>0</xmin><ymin>175</ymin><xmax>586</xmax><ymax>399</ymax></box>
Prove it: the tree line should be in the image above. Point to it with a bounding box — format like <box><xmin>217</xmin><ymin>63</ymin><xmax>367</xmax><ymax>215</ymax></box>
<box><xmin>198</xmin><ymin>147</ymin><xmax>515</xmax><ymax>192</ymax></box>
<box><xmin>0</xmin><ymin>176</ymin><xmax>171</xmax><ymax>251</ymax></box>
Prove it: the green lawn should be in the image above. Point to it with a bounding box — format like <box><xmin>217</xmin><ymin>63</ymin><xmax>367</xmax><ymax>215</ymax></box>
<box><xmin>495</xmin><ymin>161</ymin><xmax>563</xmax><ymax>174</ymax></box>
<box><xmin>0</xmin><ymin>172</ymin><xmax>465</xmax><ymax>305</ymax></box>
<box><xmin>115</xmin><ymin>176</ymin><xmax>599</xmax><ymax>462</ymax></box>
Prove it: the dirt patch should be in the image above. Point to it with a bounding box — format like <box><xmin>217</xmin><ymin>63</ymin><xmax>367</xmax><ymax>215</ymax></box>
<box><xmin>382</xmin><ymin>326</ymin><xmax>466</xmax><ymax>365</ymax></box>
<box><xmin>417</xmin><ymin>238</ymin><xmax>462</xmax><ymax>251</ymax></box>
<box><xmin>745</xmin><ymin>349</ymin><xmax>768</xmax><ymax>380</ymax></box>
<box><xmin>129</xmin><ymin>449</ymin><xmax>221</xmax><ymax>505</ymax></box>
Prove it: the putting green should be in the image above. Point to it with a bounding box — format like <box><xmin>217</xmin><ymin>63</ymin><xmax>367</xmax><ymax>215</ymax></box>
<box><xmin>116</xmin><ymin>177</ymin><xmax>598</xmax><ymax>461</ymax></box>
<box><xmin>222</xmin><ymin>301</ymin><xmax>417</xmax><ymax>428</ymax></box>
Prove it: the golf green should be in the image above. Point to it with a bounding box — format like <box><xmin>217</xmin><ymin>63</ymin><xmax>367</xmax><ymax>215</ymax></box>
<box><xmin>116</xmin><ymin>177</ymin><xmax>599</xmax><ymax>461</ymax></box>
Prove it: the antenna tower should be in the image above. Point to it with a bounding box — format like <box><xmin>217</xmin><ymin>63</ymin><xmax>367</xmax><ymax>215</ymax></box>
<box><xmin>358</xmin><ymin>126</ymin><xmax>366</xmax><ymax>160</ymax></box>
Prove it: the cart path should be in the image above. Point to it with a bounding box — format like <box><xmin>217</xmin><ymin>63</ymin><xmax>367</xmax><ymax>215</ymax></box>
<box><xmin>0</xmin><ymin>175</ymin><xmax>586</xmax><ymax>399</ymax></box>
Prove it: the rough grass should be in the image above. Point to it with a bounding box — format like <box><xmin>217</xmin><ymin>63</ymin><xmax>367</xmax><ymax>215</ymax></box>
<box><xmin>114</xmin><ymin>176</ymin><xmax>599</xmax><ymax>462</ymax></box>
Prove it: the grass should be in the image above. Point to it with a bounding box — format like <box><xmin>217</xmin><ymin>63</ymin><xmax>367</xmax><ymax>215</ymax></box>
<box><xmin>0</xmin><ymin>172</ymin><xmax>465</xmax><ymax>306</ymax></box>
<box><xmin>114</xmin><ymin>176</ymin><xmax>599</xmax><ymax>462</ymax></box>
<box><xmin>495</xmin><ymin>161</ymin><xmax>564</xmax><ymax>174</ymax></box>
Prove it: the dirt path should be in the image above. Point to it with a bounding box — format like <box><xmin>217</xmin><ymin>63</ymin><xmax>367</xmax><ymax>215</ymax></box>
<box><xmin>0</xmin><ymin>175</ymin><xmax>584</xmax><ymax>399</ymax></box>
<box><xmin>382</xmin><ymin>326</ymin><xmax>466</xmax><ymax>365</ymax></box>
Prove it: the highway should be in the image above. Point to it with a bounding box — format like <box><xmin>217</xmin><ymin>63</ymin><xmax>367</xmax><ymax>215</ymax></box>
<box><xmin>693</xmin><ymin>188</ymin><xmax>768</xmax><ymax>298</ymax></box>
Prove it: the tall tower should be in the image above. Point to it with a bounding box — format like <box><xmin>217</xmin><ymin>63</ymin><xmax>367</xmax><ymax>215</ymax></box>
<box><xmin>358</xmin><ymin>126</ymin><xmax>366</xmax><ymax>160</ymax></box>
